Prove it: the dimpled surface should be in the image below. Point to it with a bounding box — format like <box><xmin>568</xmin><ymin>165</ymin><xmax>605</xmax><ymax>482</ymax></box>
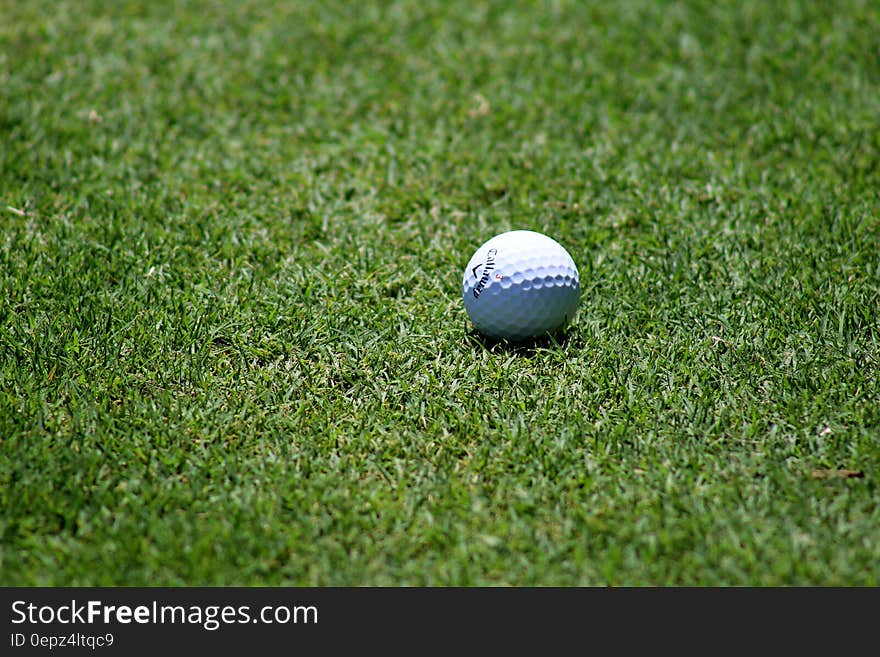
<box><xmin>462</xmin><ymin>230</ymin><xmax>580</xmax><ymax>340</ymax></box>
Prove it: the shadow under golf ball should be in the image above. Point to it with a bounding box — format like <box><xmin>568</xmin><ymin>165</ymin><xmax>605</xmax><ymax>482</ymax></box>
<box><xmin>464</xmin><ymin>326</ymin><xmax>580</xmax><ymax>354</ymax></box>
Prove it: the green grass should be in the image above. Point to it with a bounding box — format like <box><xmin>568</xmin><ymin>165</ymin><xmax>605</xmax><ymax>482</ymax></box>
<box><xmin>1</xmin><ymin>0</ymin><xmax>879</xmax><ymax>586</ymax></box>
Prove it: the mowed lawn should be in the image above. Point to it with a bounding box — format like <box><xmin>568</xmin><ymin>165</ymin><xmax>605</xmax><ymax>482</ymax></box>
<box><xmin>1</xmin><ymin>0</ymin><xmax>878</xmax><ymax>585</ymax></box>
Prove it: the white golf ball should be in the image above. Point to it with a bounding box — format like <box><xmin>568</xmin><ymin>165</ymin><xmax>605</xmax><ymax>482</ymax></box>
<box><xmin>462</xmin><ymin>230</ymin><xmax>580</xmax><ymax>341</ymax></box>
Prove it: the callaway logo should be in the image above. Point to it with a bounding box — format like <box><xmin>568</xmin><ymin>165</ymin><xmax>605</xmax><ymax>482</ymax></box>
<box><xmin>471</xmin><ymin>248</ymin><xmax>497</xmax><ymax>298</ymax></box>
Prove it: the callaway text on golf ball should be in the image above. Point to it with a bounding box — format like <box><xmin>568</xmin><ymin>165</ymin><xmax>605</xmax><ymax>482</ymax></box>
<box><xmin>462</xmin><ymin>230</ymin><xmax>580</xmax><ymax>340</ymax></box>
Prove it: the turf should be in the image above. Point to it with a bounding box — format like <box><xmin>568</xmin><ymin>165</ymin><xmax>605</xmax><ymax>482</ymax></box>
<box><xmin>1</xmin><ymin>0</ymin><xmax>878</xmax><ymax>586</ymax></box>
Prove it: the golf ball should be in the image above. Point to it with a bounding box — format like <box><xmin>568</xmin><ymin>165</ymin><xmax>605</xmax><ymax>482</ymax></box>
<box><xmin>462</xmin><ymin>230</ymin><xmax>580</xmax><ymax>341</ymax></box>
